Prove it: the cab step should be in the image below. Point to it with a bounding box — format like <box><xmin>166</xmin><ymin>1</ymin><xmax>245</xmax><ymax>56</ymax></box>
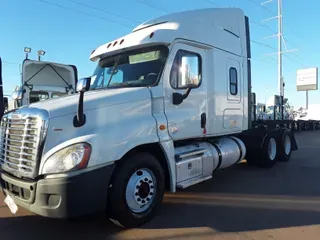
<box><xmin>176</xmin><ymin>175</ymin><xmax>212</xmax><ymax>189</ymax></box>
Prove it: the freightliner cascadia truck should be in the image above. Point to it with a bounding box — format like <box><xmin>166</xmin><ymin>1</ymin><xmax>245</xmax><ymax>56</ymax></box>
<box><xmin>0</xmin><ymin>8</ymin><xmax>298</xmax><ymax>228</ymax></box>
<box><xmin>11</xmin><ymin>59</ymin><xmax>78</xmax><ymax>109</ymax></box>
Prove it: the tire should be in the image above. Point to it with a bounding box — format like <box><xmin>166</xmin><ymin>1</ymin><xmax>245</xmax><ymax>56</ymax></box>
<box><xmin>245</xmin><ymin>133</ymin><xmax>277</xmax><ymax>168</ymax></box>
<box><xmin>277</xmin><ymin>129</ymin><xmax>292</xmax><ymax>162</ymax></box>
<box><xmin>107</xmin><ymin>152</ymin><xmax>165</xmax><ymax>228</ymax></box>
<box><xmin>255</xmin><ymin>134</ymin><xmax>278</xmax><ymax>168</ymax></box>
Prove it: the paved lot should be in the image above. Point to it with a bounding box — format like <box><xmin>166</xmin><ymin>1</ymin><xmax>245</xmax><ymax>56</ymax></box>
<box><xmin>1</xmin><ymin>131</ymin><xmax>320</xmax><ymax>240</ymax></box>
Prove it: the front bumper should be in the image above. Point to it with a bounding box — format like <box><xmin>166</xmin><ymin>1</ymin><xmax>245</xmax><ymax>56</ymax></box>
<box><xmin>0</xmin><ymin>164</ymin><xmax>115</xmax><ymax>218</ymax></box>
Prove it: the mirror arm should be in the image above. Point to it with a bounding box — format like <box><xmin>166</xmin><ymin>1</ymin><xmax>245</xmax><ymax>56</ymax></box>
<box><xmin>182</xmin><ymin>87</ymin><xmax>192</xmax><ymax>100</ymax></box>
<box><xmin>77</xmin><ymin>91</ymin><xmax>85</xmax><ymax>123</ymax></box>
<box><xmin>74</xmin><ymin>77</ymin><xmax>91</xmax><ymax>128</ymax></box>
<box><xmin>73</xmin><ymin>91</ymin><xmax>86</xmax><ymax>128</ymax></box>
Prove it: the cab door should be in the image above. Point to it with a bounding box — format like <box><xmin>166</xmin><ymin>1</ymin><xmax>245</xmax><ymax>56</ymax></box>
<box><xmin>163</xmin><ymin>42</ymin><xmax>207</xmax><ymax>141</ymax></box>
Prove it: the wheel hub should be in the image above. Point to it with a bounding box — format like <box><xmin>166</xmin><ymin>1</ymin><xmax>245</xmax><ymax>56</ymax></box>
<box><xmin>268</xmin><ymin>138</ymin><xmax>277</xmax><ymax>161</ymax></box>
<box><xmin>138</xmin><ymin>182</ymin><xmax>150</xmax><ymax>199</ymax></box>
<box><xmin>126</xmin><ymin>169</ymin><xmax>156</xmax><ymax>213</ymax></box>
<box><xmin>284</xmin><ymin>135</ymin><xmax>291</xmax><ymax>155</ymax></box>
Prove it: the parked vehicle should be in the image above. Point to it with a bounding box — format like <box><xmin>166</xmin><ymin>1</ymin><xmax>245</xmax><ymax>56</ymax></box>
<box><xmin>3</xmin><ymin>95</ymin><xmax>15</xmax><ymax>113</ymax></box>
<box><xmin>0</xmin><ymin>57</ymin><xmax>4</xmax><ymax>119</ymax></box>
<box><xmin>11</xmin><ymin>59</ymin><xmax>78</xmax><ymax>108</ymax></box>
<box><xmin>252</xmin><ymin>94</ymin><xmax>320</xmax><ymax>131</ymax></box>
<box><xmin>0</xmin><ymin>8</ymin><xmax>298</xmax><ymax>228</ymax></box>
<box><xmin>294</xmin><ymin>104</ymin><xmax>320</xmax><ymax>130</ymax></box>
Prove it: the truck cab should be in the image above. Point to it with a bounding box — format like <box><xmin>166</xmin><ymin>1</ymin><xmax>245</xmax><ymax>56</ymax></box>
<box><xmin>0</xmin><ymin>8</ymin><xmax>297</xmax><ymax>228</ymax></box>
<box><xmin>12</xmin><ymin>59</ymin><xmax>78</xmax><ymax>108</ymax></box>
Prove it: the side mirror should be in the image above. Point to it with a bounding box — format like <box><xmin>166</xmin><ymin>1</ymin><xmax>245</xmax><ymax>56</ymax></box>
<box><xmin>172</xmin><ymin>92</ymin><xmax>184</xmax><ymax>105</ymax></box>
<box><xmin>76</xmin><ymin>77</ymin><xmax>91</xmax><ymax>93</ymax></box>
<box><xmin>3</xmin><ymin>97</ymin><xmax>8</xmax><ymax>110</ymax></box>
<box><xmin>12</xmin><ymin>88</ymin><xmax>25</xmax><ymax>100</ymax></box>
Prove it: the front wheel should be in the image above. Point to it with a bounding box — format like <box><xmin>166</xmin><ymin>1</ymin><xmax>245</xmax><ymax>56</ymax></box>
<box><xmin>107</xmin><ymin>152</ymin><xmax>165</xmax><ymax>228</ymax></box>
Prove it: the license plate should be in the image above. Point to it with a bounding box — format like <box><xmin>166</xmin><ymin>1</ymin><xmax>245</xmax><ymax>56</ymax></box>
<box><xmin>4</xmin><ymin>195</ymin><xmax>18</xmax><ymax>214</ymax></box>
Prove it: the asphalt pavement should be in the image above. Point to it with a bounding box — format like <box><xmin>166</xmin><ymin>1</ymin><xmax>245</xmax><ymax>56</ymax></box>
<box><xmin>1</xmin><ymin>131</ymin><xmax>320</xmax><ymax>240</ymax></box>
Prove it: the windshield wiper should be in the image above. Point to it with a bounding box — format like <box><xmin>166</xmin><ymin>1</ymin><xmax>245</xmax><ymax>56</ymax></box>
<box><xmin>106</xmin><ymin>56</ymin><xmax>121</xmax><ymax>88</ymax></box>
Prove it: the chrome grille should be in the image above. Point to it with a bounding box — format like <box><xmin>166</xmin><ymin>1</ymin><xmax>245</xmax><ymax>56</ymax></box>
<box><xmin>0</xmin><ymin>109</ymin><xmax>48</xmax><ymax>178</ymax></box>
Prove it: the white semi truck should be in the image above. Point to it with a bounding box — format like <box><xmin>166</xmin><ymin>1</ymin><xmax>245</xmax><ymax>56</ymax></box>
<box><xmin>0</xmin><ymin>8</ymin><xmax>298</xmax><ymax>228</ymax></box>
<box><xmin>11</xmin><ymin>59</ymin><xmax>78</xmax><ymax>109</ymax></box>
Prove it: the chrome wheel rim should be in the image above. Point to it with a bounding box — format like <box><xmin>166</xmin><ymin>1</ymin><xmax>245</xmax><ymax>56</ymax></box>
<box><xmin>284</xmin><ymin>135</ymin><xmax>291</xmax><ymax>155</ymax></box>
<box><xmin>268</xmin><ymin>138</ymin><xmax>277</xmax><ymax>160</ymax></box>
<box><xmin>125</xmin><ymin>168</ymin><xmax>157</xmax><ymax>213</ymax></box>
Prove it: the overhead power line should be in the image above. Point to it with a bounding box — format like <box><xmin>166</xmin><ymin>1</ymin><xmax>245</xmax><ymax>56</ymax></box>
<box><xmin>136</xmin><ymin>0</ymin><xmax>170</xmax><ymax>13</ymax></box>
<box><xmin>247</xmin><ymin>0</ymin><xmax>275</xmax><ymax>14</ymax></box>
<box><xmin>37</xmin><ymin>0</ymin><xmax>133</xmax><ymax>28</ymax></box>
<box><xmin>251</xmin><ymin>39</ymin><xmax>277</xmax><ymax>51</ymax></box>
<box><xmin>66</xmin><ymin>0</ymin><xmax>139</xmax><ymax>24</ymax></box>
<box><xmin>251</xmin><ymin>53</ymin><xmax>277</xmax><ymax>65</ymax></box>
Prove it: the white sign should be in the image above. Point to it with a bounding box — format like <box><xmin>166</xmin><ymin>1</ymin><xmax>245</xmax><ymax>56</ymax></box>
<box><xmin>296</xmin><ymin>68</ymin><xmax>318</xmax><ymax>91</ymax></box>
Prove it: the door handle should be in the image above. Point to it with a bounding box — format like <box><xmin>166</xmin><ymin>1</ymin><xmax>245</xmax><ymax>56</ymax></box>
<box><xmin>201</xmin><ymin>113</ymin><xmax>206</xmax><ymax>129</ymax></box>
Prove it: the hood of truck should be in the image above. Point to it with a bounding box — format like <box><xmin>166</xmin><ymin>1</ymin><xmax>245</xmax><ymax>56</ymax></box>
<box><xmin>22</xmin><ymin>59</ymin><xmax>78</xmax><ymax>91</ymax></box>
<box><xmin>28</xmin><ymin>87</ymin><xmax>152</xmax><ymax>119</ymax></box>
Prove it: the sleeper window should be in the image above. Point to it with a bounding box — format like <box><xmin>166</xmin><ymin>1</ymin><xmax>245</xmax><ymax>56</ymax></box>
<box><xmin>229</xmin><ymin>67</ymin><xmax>238</xmax><ymax>95</ymax></box>
<box><xmin>170</xmin><ymin>50</ymin><xmax>201</xmax><ymax>89</ymax></box>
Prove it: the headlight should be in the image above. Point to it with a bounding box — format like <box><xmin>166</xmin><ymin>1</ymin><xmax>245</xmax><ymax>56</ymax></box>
<box><xmin>42</xmin><ymin>143</ymin><xmax>91</xmax><ymax>175</ymax></box>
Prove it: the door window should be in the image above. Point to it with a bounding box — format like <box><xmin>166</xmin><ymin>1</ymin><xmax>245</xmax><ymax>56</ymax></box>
<box><xmin>170</xmin><ymin>50</ymin><xmax>202</xmax><ymax>89</ymax></box>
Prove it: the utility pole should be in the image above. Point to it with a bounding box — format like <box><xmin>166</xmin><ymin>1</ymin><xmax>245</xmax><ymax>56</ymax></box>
<box><xmin>277</xmin><ymin>0</ymin><xmax>284</xmax><ymax>119</ymax></box>
<box><xmin>277</xmin><ymin>0</ymin><xmax>283</xmax><ymax>98</ymax></box>
<box><xmin>261</xmin><ymin>0</ymin><xmax>297</xmax><ymax>120</ymax></box>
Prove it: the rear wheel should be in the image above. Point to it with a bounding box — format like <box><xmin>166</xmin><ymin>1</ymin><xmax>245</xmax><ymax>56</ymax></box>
<box><xmin>245</xmin><ymin>134</ymin><xmax>278</xmax><ymax>168</ymax></box>
<box><xmin>277</xmin><ymin>129</ymin><xmax>292</xmax><ymax>162</ymax></box>
<box><xmin>107</xmin><ymin>152</ymin><xmax>165</xmax><ymax>228</ymax></box>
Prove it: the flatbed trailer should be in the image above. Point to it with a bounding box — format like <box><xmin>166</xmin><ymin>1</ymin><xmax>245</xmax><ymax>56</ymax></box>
<box><xmin>251</xmin><ymin>93</ymin><xmax>320</xmax><ymax>132</ymax></box>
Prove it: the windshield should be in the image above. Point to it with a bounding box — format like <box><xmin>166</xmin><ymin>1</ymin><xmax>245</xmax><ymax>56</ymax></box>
<box><xmin>90</xmin><ymin>45</ymin><xmax>168</xmax><ymax>90</ymax></box>
<box><xmin>30</xmin><ymin>91</ymin><xmax>49</xmax><ymax>103</ymax></box>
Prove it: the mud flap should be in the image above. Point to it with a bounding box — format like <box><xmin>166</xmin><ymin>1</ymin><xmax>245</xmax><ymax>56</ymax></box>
<box><xmin>288</xmin><ymin>130</ymin><xmax>298</xmax><ymax>151</ymax></box>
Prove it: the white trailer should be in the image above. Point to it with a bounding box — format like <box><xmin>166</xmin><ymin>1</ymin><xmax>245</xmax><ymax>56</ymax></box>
<box><xmin>0</xmin><ymin>8</ymin><xmax>298</xmax><ymax>228</ymax></box>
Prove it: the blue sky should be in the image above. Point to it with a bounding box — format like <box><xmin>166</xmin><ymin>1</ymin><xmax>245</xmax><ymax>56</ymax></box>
<box><xmin>0</xmin><ymin>0</ymin><xmax>319</xmax><ymax>108</ymax></box>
